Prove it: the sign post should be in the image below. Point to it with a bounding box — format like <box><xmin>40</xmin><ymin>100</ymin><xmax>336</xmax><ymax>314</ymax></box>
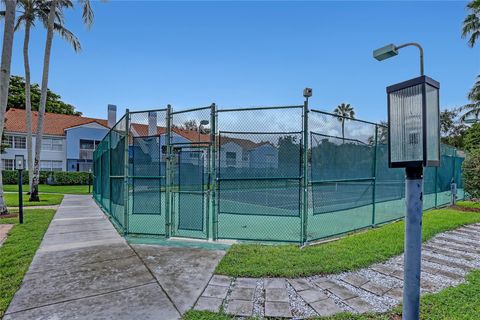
<box><xmin>15</xmin><ymin>155</ymin><xmax>25</xmax><ymax>224</ymax></box>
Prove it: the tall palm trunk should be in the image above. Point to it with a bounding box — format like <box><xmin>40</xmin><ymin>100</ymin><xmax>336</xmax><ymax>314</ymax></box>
<box><xmin>23</xmin><ymin>19</ymin><xmax>34</xmax><ymax>193</ymax></box>
<box><xmin>341</xmin><ymin>119</ymin><xmax>345</xmax><ymax>143</ymax></box>
<box><xmin>30</xmin><ymin>0</ymin><xmax>56</xmax><ymax>201</ymax></box>
<box><xmin>0</xmin><ymin>0</ymin><xmax>17</xmax><ymax>214</ymax></box>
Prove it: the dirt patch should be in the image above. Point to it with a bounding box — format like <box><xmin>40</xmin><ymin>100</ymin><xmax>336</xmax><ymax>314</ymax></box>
<box><xmin>450</xmin><ymin>205</ymin><xmax>480</xmax><ymax>213</ymax></box>
<box><xmin>0</xmin><ymin>213</ymin><xmax>18</xmax><ymax>219</ymax></box>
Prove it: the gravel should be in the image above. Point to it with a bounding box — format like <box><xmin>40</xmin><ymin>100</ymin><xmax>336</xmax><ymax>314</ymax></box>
<box><xmin>252</xmin><ymin>279</ymin><xmax>264</xmax><ymax>318</ymax></box>
<box><xmin>330</xmin><ymin>276</ymin><xmax>394</xmax><ymax>312</ymax></box>
<box><xmin>286</xmin><ymin>280</ymin><xmax>318</xmax><ymax>319</ymax></box>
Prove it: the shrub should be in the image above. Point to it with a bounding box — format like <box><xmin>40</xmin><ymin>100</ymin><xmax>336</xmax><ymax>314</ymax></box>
<box><xmin>463</xmin><ymin>149</ymin><xmax>480</xmax><ymax>198</ymax></box>
<box><xmin>52</xmin><ymin>171</ymin><xmax>90</xmax><ymax>185</ymax></box>
<box><xmin>1</xmin><ymin>170</ymin><xmax>90</xmax><ymax>185</ymax></box>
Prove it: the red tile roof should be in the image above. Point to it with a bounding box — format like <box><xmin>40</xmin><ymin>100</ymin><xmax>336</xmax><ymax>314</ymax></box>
<box><xmin>4</xmin><ymin>108</ymin><xmax>109</xmax><ymax>136</ymax></box>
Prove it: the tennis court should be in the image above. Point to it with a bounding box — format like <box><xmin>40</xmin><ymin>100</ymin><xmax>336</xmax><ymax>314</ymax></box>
<box><xmin>93</xmin><ymin>105</ymin><xmax>466</xmax><ymax>244</ymax></box>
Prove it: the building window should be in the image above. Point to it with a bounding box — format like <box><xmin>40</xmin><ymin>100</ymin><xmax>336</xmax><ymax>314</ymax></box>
<box><xmin>2</xmin><ymin>159</ymin><xmax>14</xmax><ymax>170</ymax></box>
<box><xmin>14</xmin><ymin>136</ymin><xmax>26</xmax><ymax>149</ymax></box>
<box><xmin>79</xmin><ymin>139</ymin><xmax>99</xmax><ymax>160</ymax></box>
<box><xmin>2</xmin><ymin>136</ymin><xmax>12</xmax><ymax>148</ymax></box>
<box><xmin>2</xmin><ymin>135</ymin><xmax>26</xmax><ymax>149</ymax></box>
<box><xmin>226</xmin><ymin>152</ymin><xmax>236</xmax><ymax>167</ymax></box>
<box><xmin>40</xmin><ymin>160</ymin><xmax>63</xmax><ymax>171</ymax></box>
<box><xmin>42</xmin><ymin>138</ymin><xmax>63</xmax><ymax>151</ymax></box>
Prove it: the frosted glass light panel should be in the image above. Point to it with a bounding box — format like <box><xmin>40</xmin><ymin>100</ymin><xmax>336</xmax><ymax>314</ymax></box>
<box><xmin>387</xmin><ymin>76</ymin><xmax>440</xmax><ymax>168</ymax></box>
<box><xmin>425</xmin><ymin>84</ymin><xmax>440</xmax><ymax>164</ymax></box>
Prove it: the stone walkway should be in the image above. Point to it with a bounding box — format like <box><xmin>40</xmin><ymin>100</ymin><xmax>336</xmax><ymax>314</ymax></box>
<box><xmin>0</xmin><ymin>223</ymin><xmax>13</xmax><ymax>246</ymax></box>
<box><xmin>194</xmin><ymin>223</ymin><xmax>480</xmax><ymax>318</ymax></box>
<box><xmin>3</xmin><ymin>195</ymin><xmax>224</xmax><ymax>320</ymax></box>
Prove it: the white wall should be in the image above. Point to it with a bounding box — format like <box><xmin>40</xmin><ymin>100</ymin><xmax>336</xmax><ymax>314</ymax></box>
<box><xmin>1</xmin><ymin>132</ymin><xmax>66</xmax><ymax>170</ymax></box>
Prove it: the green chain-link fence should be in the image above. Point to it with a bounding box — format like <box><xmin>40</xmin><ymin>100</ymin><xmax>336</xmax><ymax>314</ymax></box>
<box><xmin>93</xmin><ymin>104</ymin><xmax>465</xmax><ymax>244</ymax></box>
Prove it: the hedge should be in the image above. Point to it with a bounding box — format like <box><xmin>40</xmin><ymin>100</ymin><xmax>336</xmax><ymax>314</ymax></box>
<box><xmin>1</xmin><ymin>170</ymin><xmax>91</xmax><ymax>185</ymax></box>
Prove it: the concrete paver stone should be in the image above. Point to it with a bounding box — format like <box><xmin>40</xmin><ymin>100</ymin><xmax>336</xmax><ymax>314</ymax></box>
<box><xmin>194</xmin><ymin>297</ymin><xmax>223</xmax><ymax>312</ymax></box>
<box><xmin>225</xmin><ymin>299</ymin><xmax>253</xmax><ymax>317</ymax></box>
<box><xmin>310</xmin><ymin>298</ymin><xmax>344</xmax><ymax>317</ymax></box>
<box><xmin>265</xmin><ymin>288</ymin><xmax>290</xmax><ymax>302</ymax></box>
<box><xmin>265</xmin><ymin>301</ymin><xmax>292</xmax><ymax>318</ymax></box>
<box><xmin>229</xmin><ymin>287</ymin><xmax>255</xmax><ymax>301</ymax></box>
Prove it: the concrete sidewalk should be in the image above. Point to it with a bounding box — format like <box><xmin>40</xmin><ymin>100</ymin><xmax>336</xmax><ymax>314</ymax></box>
<box><xmin>4</xmin><ymin>195</ymin><xmax>223</xmax><ymax>320</ymax></box>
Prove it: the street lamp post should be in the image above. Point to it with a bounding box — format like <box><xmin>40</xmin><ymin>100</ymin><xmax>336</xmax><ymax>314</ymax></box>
<box><xmin>373</xmin><ymin>43</ymin><xmax>440</xmax><ymax>320</ymax></box>
<box><xmin>15</xmin><ymin>155</ymin><xmax>25</xmax><ymax>224</ymax></box>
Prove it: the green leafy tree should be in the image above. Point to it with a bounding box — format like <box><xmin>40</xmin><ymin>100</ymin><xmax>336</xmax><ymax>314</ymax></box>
<box><xmin>440</xmin><ymin>107</ymin><xmax>468</xmax><ymax>148</ymax></box>
<box><xmin>333</xmin><ymin>103</ymin><xmax>355</xmax><ymax>142</ymax></box>
<box><xmin>463</xmin><ymin>148</ymin><xmax>480</xmax><ymax>198</ymax></box>
<box><xmin>7</xmin><ymin>75</ymin><xmax>80</xmax><ymax>115</ymax></box>
<box><xmin>464</xmin><ymin>123</ymin><xmax>480</xmax><ymax>152</ymax></box>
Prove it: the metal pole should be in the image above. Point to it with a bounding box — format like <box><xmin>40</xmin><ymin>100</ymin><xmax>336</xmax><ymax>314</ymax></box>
<box><xmin>210</xmin><ymin>103</ymin><xmax>217</xmax><ymax>240</ymax></box>
<box><xmin>88</xmin><ymin>170</ymin><xmax>91</xmax><ymax>194</ymax></box>
<box><xmin>395</xmin><ymin>42</ymin><xmax>424</xmax><ymax>76</ymax></box>
<box><xmin>302</xmin><ymin>97</ymin><xmax>309</xmax><ymax>244</ymax></box>
<box><xmin>372</xmin><ymin>125</ymin><xmax>378</xmax><ymax>226</ymax></box>
<box><xmin>403</xmin><ymin>166</ymin><xmax>423</xmax><ymax>320</ymax></box>
<box><xmin>123</xmin><ymin>109</ymin><xmax>130</xmax><ymax>235</ymax></box>
<box><xmin>165</xmin><ymin>105</ymin><xmax>172</xmax><ymax>238</ymax></box>
<box><xmin>18</xmin><ymin>170</ymin><xmax>23</xmax><ymax>224</ymax></box>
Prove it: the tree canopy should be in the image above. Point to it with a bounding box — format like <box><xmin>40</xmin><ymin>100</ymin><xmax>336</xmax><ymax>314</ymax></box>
<box><xmin>440</xmin><ymin>107</ymin><xmax>468</xmax><ymax>149</ymax></box>
<box><xmin>7</xmin><ymin>75</ymin><xmax>81</xmax><ymax>115</ymax></box>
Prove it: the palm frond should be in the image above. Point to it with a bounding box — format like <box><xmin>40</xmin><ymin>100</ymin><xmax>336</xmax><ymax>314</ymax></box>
<box><xmin>462</xmin><ymin>2</ymin><xmax>480</xmax><ymax>47</ymax></box>
<box><xmin>0</xmin><ymin>10</ymin><xmax>5</xmax><ymax>19</ymax></box>
<box><xmin>77</xmin><ymin>0</ymin><xmax>93</xmax><ymax>28</ymax></box>
<box><xmin>460</xmin><ymin>103</ymin><xmax>480</xmax><ymax>121</ymax></box>
<box><xmin>53</xmin><ymin>22</ymin><xmax>82</xmax><ymax>52</ymax></box>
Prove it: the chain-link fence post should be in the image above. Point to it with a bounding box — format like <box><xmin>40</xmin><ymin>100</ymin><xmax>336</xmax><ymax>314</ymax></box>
<box><xmin>372</xmin><ymin>124</ymin><xmax>378</xmax><ymax>226</ymax></box>
<box><xmin>165</xmin><ymin>105</ymin><xmax>172</xmax><ymax>238</ymax></box>
<box><xmin>123</xmin><ymin>109</ymin><xmax>130</xmax><ymax>234</ymax></box>
<box><xmin>210</xmin><ymin>103</ymin><xmax>217</xmax><ymax>240</ymax></box>
<box><xmin>109</xmin><ymin>130</ymin><xmax>113</xmax><ymax>217</ymax></box>
<box><xmin>302</xmin><ymin>99</ymin><xmax>309</xmax><ymax>244</ymax></box>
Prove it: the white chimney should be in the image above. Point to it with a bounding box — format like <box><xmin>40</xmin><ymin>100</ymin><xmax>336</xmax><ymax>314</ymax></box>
<box><xmin>107</xmin><ymin>104</ymin><xmax>117</xmax><ymax>128</ymax></box>
<box><xmin>148</xmin><ymin>112</ymin><xmax>157</xmax><ymax>136</ymax></box>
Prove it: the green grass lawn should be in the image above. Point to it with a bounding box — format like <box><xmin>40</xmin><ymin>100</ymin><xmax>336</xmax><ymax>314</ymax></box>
<box><xmin>216</xmin><ymin>208</ymin><xmax>480</xmax><ymax>278</ymax></box>
<box><xmin>0</xmin><ymin>209</ymin><xmax>55</xmax><ymax>317</ymax></box>
<box><xmin>4</xmin><ymin>193</ymin><xmax>64</xmax><ymax>207</ymax></box>
<box><xmin>3</xmin><ymin>184</ymin><xmax>91</xmax><ymax>195</ymax></box>
<box><xmin>456</xmin><ymin>200</ymin><xmax>480</xmax><ymax>209</ymax></box>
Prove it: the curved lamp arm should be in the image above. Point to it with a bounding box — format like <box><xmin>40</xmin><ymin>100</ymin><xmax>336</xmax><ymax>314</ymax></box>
<box><xmin>395</xmin><ymin>42</ymin><xmax>424</xmax><ymax>76</ymax></box>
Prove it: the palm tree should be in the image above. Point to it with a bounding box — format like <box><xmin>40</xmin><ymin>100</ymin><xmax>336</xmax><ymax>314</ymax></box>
<box><xmin>333</xmin><ymin>103</ymin><xmax>355</xmax><ymax>142</ymax></box>
<box><xmin>461</xmin><ymin>1</ymin><xmax>480</xmax><ymax>122</ymax></box>
<box><xmin>462</xmin><ymin>0</ymin><xmax>480</xmax><ymax>48</ymax></box>
<box><xmin>0</xmin><ymin>0</ymin><xmax>17</xmax><ymax>214</ymax></box>
<box><xmin>15</xmin><ymin>0</ymin><xmax>80</xmax><ymax>195</ymax></box>
<box><xmin>30</xmin><ymin>0</ymin><xmax>90</xmax><ymax>201</ymax></box>
<box><xmin>461</xmin><ymin>76</ymin><xmax>480</xmax><ymax>122</ymax></box>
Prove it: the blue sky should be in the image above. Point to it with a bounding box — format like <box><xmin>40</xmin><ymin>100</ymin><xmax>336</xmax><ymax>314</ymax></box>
<box><xmin>3</xmin><ymin>0</ymin><xmax>480</xmax><ymax>122</ymax></box>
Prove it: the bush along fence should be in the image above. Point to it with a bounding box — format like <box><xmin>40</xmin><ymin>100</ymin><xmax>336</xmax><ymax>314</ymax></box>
<box><xmin>2</xmin><ymin>170</ymin><xmax>91</xmax><ymax>185</ymax></box>
<box><xmin>92</xmin><ymin>104</ymin><xmax>465</xmax><ymax>244</ymax></box>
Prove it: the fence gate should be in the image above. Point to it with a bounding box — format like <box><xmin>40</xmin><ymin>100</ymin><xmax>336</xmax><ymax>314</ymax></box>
<box><xmin>169</xmin><ymin>106</ymin><xmax>213</xmax><ymax>239</ymax></box>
